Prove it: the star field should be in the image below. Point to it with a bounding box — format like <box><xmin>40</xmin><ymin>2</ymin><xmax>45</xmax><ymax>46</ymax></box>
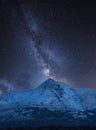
<box><xmin>0</xmin><ymin>0</ymin><xmax>96</xmax><ymax>94</ymax></box>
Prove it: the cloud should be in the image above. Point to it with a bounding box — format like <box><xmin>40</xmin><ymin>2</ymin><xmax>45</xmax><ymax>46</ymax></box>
<box><xmin>0</xmin><ymin>79</ymin><xmax>15</xmax><ymax>95</ymax></box>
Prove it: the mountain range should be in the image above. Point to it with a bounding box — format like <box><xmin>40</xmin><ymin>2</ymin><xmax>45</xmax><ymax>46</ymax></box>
<box><xmin>0</xmin><ymin>78</ymin><xmax>96</xmax><ymax>127</ymax></box>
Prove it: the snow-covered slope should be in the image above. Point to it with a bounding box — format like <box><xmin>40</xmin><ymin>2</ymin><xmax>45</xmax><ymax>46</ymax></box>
<box><xmin>75</xmin><ymin>87</ymin><xmax>96</xmax><ymax>110</ymax></box>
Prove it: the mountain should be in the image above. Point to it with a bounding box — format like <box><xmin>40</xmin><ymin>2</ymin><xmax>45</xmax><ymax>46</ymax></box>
<box><xmin>0</xmin><ymin>78</ymin><xmax>96</xmax><ymax>127</ymax></box>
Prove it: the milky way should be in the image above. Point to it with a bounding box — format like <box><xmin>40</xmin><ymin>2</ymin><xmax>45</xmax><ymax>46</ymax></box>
<box><xmin>0</xmin><ymin>0</ymin><xmax>96</xmax><ymax>94</ymax></box>
<box><xmin>19</xmin><ymin>1</ymin><xmax>63</xmax><ymax>81</ymax></box>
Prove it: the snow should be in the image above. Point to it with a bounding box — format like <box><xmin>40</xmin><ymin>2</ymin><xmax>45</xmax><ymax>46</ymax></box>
<box><xmin>75</xmin><ymin>87</ymin><xmax>96</xmax><ymax>110</ymax></box>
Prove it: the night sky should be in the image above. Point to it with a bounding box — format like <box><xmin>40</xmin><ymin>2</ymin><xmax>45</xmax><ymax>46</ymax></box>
<box><xmin>0</xmin><ymin>0</ymin><xmax>96</xmax><ymax>94</ymax></box>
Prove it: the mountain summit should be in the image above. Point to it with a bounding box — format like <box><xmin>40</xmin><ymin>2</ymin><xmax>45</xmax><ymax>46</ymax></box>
<box><xmin>0</xmin><ymin>78</ymin><xmax>96</xmax><ymax>127</ymax></box>
<box><xmin>0</xmin><ymin>78</ymin><xmax>82</xmax><ymax>111</ymax></box>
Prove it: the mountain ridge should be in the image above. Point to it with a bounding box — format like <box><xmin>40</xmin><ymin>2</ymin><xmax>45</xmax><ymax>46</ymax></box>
<box><xmin>0</xmin><ymin>78</ymin><xmax>96</xmax><ymax>111</ymax></box>
<box><xmin>0</xmin><ymin>78</ymin><xmax>83</xmax><ymax>111</ymax></box>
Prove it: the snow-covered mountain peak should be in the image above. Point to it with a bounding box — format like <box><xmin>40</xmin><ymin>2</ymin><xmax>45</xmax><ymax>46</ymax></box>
<box><xmin>0</xmin><ymin>79</ymin><xmax>96</xmax><ymax>127</ymax></box>
<box><xmin>37</xmin><ymin>78</ymin><xmax>83</xmax><ymax>111</ymax></box>
<box><xmin>40</xmin><ymin>78</ymin><xmax>58</xmax><ymax>87</ymax></box>
<box><xmin>39</xmin><ymin>78</ymin><xmax>65</xmax><ymax>91</ymax></box>
<box><xmin>0</xmin><ymin>78</ymin><xmax>96</xmax><ymax>113</ymax></box>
